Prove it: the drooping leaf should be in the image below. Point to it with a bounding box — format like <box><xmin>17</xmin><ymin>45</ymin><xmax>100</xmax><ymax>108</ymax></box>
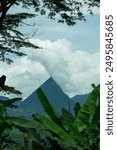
<box><xmin>6</xmin><ymin>116</ymin><xmax>39</xmax><ymax>129</ymax></box>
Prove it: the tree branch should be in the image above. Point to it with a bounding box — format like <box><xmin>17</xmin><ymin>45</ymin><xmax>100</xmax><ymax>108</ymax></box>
<box><xmin>0</xmin><ymin>0</ymin><xmax>16</xmax><ymax>29</ymax></box>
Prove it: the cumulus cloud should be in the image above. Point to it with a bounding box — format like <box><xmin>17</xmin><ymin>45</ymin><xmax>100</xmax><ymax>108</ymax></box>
<box><xmin>0</xmin><ymin>57</ymin><xmax>49</xmax><ymax>98</ymax></box>
<box><xmin>0</xmin><ymin>39</ymin><xmax>99</xmax><ymax>98</ymax></box>
<box><xmin>28</xmin><ymin>38</ymin><xmax>100</xmax><ymax>97</ymax></box>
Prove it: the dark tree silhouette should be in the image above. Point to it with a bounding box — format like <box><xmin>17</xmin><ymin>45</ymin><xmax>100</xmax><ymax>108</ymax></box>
<box><xmin>0</xmin><ymin>75</ymin><xmax>22</xmax><ymax>96</ymax></box>
<box><xmin>0</xmin><ymin>75</ymin><xmax>6</xmax><ymax>88</ymax></box>
<box><xmin>0</xmin><ymin>0</ymin><xmax>100</xmax><ymax>64</ymax></box>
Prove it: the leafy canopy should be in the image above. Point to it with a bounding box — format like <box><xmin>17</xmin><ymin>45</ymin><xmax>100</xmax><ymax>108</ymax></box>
<box><xmin>0</xmin><ymin>0</ymin><xmax>100</xmax><ymax>64</ymax></box>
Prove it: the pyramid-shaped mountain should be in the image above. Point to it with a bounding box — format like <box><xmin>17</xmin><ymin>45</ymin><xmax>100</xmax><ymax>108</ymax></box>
<box><xmin>4</xmin><ymin>77</ymin><xmax>89</xmax><ymax>118</ymax></box>
<box><xmin>10</xmin><ymin>78</ymin><xmax>75</xmax><ymax>117</ymax></box>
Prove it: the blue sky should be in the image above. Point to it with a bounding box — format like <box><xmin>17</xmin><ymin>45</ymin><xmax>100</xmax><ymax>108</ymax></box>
<box><xmin>22</xmin><ymin>11</ymin><xmax>100</xmax><ymax>52</ymax></box>
<box><xmin>0</xmin><ymin>6</ymin><xmax>100</xmax><ymax>98</ymax></box>
<box><xmin>37</xmin><ymin>14</ymin><xmax>100</xmax><ymax>52</ymax></box>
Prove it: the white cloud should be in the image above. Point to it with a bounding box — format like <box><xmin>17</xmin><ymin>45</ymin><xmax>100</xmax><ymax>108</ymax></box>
<box><xmin>28</xmin><ymin>38</ymin><xmax>100</xmax><ymax>97</ymax></box>
<box><xmin>0</xmin><ymin>57</ymin><xmax>49</xmax><ymax>98</ymax></box>
<box><xmin>0</xmin><ymin>39</ymin><xmax>99</xmax><ymax>98</ymax></box>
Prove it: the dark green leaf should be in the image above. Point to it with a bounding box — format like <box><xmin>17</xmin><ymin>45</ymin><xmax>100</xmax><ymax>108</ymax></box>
<box><xmin>36</xmin><ymin>88</ymin><xmax>62</xmax><ymax>127</ymax></box>
<box><xmin>74</xmin><ymin>102</ymin><xmax>81</xmax><ymax>117</ymax></box>
<box><xmin>37</xmin><ymin>114</ymin><xmax>76</xmax><ymax>148</ymax></box>
<box><xmin>74</xmin><ymin>84</ymin><xmax>100</xmax><ymax>132</ymax></box>
<box><xmin>6</xmin><ymin>116</ymin><xmax>39</xmax><ymax>129</ymax></box>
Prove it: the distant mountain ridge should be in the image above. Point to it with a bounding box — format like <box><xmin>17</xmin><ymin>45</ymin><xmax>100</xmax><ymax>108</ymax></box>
<box><xmin>72</xmin><ymin>94</ymin><xmax>89</xmax><ymax>106</ymax></box>
<box><xmin>0</xmin><ymin>77</ymin><xmax>89</xmax><ymax>118</ymax></box>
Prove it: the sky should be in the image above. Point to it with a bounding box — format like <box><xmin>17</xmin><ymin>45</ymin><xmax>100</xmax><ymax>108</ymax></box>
<box><xmin>0</xmin><ymin>4</ymin><xmax>100</xmax><ymax>99</ymax></box>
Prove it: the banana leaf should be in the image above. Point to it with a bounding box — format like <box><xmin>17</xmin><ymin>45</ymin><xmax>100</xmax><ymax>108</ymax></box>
<box><xmin>36</xmin><ymin>88</ymin><xmax>62</xmax><ymax>127</ymax></box>
<box><xmin>36</xmin><ymin>114</ymin><xmax>76</xmax><ymax>148</ymax></box>
<box><xmin>6</xmin><ymin>116</ymin><xmax>40</xmax><ymax>129</ymax></box>
<box><xmin>74</xmin><ymin>84</ymin><xmax>100</xmax><ymax>132</ymax></box>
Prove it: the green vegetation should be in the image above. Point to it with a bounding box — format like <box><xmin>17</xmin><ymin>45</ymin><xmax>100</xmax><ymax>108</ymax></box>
<box><xmin>0</xmin><ymin>84</ymin><xmax>100</xmax><ymax>149</ymax></box>
<box><xmin>0</xmin><ymin>1</ymin><xmax>100</xmax><ymax>149</ymax></box>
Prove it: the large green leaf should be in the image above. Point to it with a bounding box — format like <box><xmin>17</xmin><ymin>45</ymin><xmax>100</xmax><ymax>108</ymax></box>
<box><xmin>6</xmin><ymin>116</ymin><xmax>40</xmax><ymax>129</ymax></box>
<box><xmin>60</xmin><ymin>111</ymin><xmax>86</xmax><ymax>146</ymax></box>
<box><xmin>74</xmin><ymin>84</ymin><xmax>100</xmax><ymax>132</ymax></box>
<box><xmin>36</xmin><ymin>88</ymin><xmax>62</xmax><ymax>126</ymax></box>
<box><xmin>36</xmin><ymin>114</ymin><xmax>76</xmax><ymax>148</ymax></box>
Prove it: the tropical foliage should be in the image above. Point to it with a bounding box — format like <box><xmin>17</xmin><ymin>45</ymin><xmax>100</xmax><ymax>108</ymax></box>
<box><xmin>0</xmin><ymin>84</ymin><xmax>100</xmax><ymax>150</ymax></box>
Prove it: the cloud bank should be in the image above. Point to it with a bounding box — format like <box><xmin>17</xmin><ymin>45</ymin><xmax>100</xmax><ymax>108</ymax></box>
<box><xmin>0</xmin><ymin>39</ymin><xmax>99</xmax><ymax>98</ymax></box>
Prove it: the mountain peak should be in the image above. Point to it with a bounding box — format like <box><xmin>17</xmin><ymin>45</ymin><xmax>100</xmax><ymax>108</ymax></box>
<box><xmin>40</xmin><ymin>77</ymin><xmax>70</xmax><ymax>101</ymax></box>
<box><xmin>3</xmin><ymin>77</ymin><xmax>88</xmax><ymax>118</ymax></box>
<box><xmin>14</xmin><ymin>77</ymin><xmax>73</xmax><ymax>118</ymax></box>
